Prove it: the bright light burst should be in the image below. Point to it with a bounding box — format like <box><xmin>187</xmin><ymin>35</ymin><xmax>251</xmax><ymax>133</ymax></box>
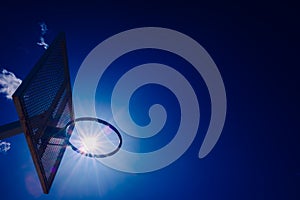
<box><xmin>79</xmin><ymin>136</ymin><xmax>100</xmax><ymax>154</ymax></box>
<box><xmin>68</xmin><ymin>120</ymin><xmax>119</xmax><ymax>157</ymax></box>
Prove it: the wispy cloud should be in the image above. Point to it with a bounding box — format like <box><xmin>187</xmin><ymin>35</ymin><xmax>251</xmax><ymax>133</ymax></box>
<box><xmin>37</xmin><ymin>37</ymin><xmax>49</xmax><ymax>50</ymax></box>
<box><xmin>0</xmin><ymin>140</ymin><xmax>11</xmax><ymax>153</ymax></box>
<box><xmin>40</xmin><ymin>22</ymin><xmax>48</xmax><ymax>35</ymax></box>
<box><xmin>37</xmin><ymin>22</ymin><xmax>49</xmax><ymax>49</ymax></box>
<box><xmin>0</xmin><ymin>69</ymin><xmax>22</xmax><ymax>99</ymax></box>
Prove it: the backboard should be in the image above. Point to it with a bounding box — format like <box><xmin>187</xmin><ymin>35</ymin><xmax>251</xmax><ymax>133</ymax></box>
<box><xmin>12</xmin><ymin>33</ymin><xmax>74</xmax><ymax>194</ymax></box>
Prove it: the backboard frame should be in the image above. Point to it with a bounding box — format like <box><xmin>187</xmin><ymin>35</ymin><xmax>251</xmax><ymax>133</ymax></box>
<box><xmin>12</xmin><ymin>32</ymin><xmax>74</xmax><ymax>194</ymax></box>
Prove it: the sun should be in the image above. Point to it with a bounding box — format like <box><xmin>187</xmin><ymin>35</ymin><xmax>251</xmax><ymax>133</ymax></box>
<box><xmin>79</xmin><ymin>136</ymin><xmax>99</xmax><ymax>154</ymax></box>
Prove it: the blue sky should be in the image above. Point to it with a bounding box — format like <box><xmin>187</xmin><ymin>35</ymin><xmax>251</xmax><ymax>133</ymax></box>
<box><xmin>0</xmin><ymin>1</ymin><xmax>299</xmax><ymax>199</ymax></box>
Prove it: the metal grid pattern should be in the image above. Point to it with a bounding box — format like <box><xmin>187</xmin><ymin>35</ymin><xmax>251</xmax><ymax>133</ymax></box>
<box><xmin>13</xmin><ymin>33</ymin><xmax>74</xmax><ymax>194</ymax></box>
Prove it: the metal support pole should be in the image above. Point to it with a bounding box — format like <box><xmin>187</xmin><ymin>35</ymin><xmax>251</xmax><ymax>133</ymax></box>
<box><xmin>0</xmin><ymin>121</ymin><xmax>23</xmax><ymax>140</ymax></box>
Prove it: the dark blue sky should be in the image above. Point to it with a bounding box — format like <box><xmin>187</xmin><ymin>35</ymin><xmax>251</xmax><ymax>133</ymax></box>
<box><xmin>0</xmin><ymin>1</ymin><xmax>299</xmax><ymax>199</ymax></box>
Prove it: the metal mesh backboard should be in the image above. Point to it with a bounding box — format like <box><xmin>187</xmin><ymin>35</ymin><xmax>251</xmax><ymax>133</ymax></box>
<box><xmin>12</xmin><ymin>33</ymin><xmax>74</xmax><ymax>194</ymax></box>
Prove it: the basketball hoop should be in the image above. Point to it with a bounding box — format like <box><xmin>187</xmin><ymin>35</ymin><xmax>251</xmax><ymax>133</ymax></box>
<box><xmin>64</xmin><ymin>117</ymin><xmax>122</xmax><ymax>158</ymax></box>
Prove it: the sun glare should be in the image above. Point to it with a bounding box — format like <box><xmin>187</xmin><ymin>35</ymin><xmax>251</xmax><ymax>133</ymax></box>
<box><xmin>67</xmin><ymin>119</ymin><xmax>121</xmax><ymax>158</ymax></box>
<box><xmin>79</xmin><ymin>136</ymin><xmax>99</xmax><ymax>154</ymax></box>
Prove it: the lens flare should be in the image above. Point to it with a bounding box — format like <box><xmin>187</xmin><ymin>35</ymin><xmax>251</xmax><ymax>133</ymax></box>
<box><xmin>67</xmin><ymin>119</ymin><xmax>121</xmax><ymax>158</ymax></box>
<box><xmin>79</xmin><ymin>136</ymin><xmax>99</xmax><ymax>154</ymax></box>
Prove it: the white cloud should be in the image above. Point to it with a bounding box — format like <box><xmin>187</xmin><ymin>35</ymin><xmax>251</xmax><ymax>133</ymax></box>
<box><xmin>0</xmin><ymin>140</ymin><xmax>11</xmax><ymax>153</ymax></box>
<box><xmin>40</xmin><ymin>22</ymin><xmax>48</xmax><ymax>35</ymax></box>
<box><xmin>0</xmin><ymin>69</ymin><xmax>22</xmax><ymax>99</ymax></box>
<box><xmin>37</xmin><ymin>22</ymin><xmax>49</xmax><ymax>50</ymax></box>
<box><xmin>37</xmin><ymin>37</ymin><xmax>49</xmax><ymax>50</ymax></box>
